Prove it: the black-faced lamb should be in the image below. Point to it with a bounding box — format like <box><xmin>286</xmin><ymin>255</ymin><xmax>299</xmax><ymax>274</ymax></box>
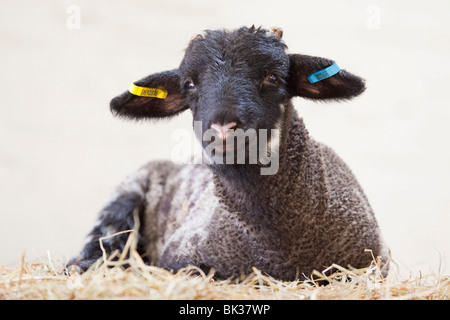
<box><xmin>67</xmin><ymin>26</ymin><xmax>389</xmax><ymax>281</ymax></box>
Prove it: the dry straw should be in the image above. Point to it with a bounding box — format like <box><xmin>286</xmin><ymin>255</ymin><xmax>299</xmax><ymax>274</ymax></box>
<box><xmin>1</xmin><ymin>229</ymin><xmax>449</xmax><ymax>300</ymax></box>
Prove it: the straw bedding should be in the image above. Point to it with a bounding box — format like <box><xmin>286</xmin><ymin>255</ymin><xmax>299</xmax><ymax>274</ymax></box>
<box><xmin>1</xmin><ymin>231</ymin><xmax>448</xmax><ymax>300</ymax></box>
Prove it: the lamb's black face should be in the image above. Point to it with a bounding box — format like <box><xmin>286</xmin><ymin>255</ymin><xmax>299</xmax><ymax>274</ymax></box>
<box><xmin>110</xmin><ymin>25</ymin><xmax>366</xmax><ymax>174</ymax></box>
<box><xmin>179</xmin><ymin>27</ymin><xmax>289</xmax><ymax>152</ymax></box>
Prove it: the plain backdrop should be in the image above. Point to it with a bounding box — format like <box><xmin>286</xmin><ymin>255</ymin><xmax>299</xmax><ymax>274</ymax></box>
<box><xmin>1</xmin><ymin>0</ymin><xmax>449</xmax><ymax>278</ymax></box>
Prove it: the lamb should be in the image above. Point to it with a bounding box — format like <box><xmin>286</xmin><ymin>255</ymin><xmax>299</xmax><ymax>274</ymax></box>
<box><xmin>67</xmin><ymin>26</ymin><xmax>389</xmax><ymax>281</ymax></box>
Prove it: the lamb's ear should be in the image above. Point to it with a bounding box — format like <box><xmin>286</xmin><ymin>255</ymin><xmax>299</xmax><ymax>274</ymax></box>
<box><xmin>110</xmin><ymin>69</ymin><xmax>188</xmax><ymax>120</ymax></box>
<box><xmin>287</xmin><ymin>54</ymin><xmax>366</xmax><ymax>101</ymax></box>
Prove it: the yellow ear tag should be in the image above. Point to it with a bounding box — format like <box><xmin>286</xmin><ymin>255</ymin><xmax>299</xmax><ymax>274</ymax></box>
<box><xmin>129</xmin><ymin>83</ymin><xmax>168</xmax><ymax>99</ymax></box>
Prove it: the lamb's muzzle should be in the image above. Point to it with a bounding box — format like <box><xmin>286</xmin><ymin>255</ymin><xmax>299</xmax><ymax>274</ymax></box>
<box><xmin>210</xmin><ymin>122</ymin><xmax>237</xmax><ymax>141</ymax></box>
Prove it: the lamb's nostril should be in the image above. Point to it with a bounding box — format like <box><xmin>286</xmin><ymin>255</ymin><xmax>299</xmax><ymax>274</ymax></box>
<box><xmin>210</xmin><ymin>122</ymin><xmax>237</xmax><ymax>141</ymax></box>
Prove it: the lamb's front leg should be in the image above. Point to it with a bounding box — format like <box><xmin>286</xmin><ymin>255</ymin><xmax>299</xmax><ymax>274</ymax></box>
<box><xmin>67</xmin><ymin>167</ymin><xmax>153</xmax><ymax>272</ymax></box>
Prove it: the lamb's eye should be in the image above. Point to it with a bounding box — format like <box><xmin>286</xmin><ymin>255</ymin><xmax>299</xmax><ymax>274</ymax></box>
<box><xmin>185</xmin><ymin>81</ymin><xmax>196</xmax><ymax>90</ymax></box>
<box><xmin>264</xmin><ymin>74</ymin><xmax>279</xmax><ymax>86</ymax></box>
<box><xmin>268</xmin><ymin>75</ymin><xmax>278</xmax><ymax>84</ymax></box>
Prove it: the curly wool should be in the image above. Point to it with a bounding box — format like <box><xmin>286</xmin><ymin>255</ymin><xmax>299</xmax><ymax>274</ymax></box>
<box><xmin>133</xmin><ymin>103</ymin><xmax>389</xmax><ymax>280</ymax></box>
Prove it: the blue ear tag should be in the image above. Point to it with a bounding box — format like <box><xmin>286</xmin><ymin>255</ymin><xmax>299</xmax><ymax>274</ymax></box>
<box><xmin>307</xmin><ymin>62</ymin><xmax>341</xmax><ymax>84</ymax></box>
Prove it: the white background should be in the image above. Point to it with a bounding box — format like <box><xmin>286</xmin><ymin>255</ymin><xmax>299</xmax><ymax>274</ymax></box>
<box><xmin>1</xmin><ymin>0</ymin><xmax>449</xmax><ymax>277</ymax></box>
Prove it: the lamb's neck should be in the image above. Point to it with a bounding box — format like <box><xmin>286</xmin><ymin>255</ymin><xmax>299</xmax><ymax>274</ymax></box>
<box><xmin>212</xmin><ymin>107</ymin><xmax>326</xmax><ymax>222</ymax></box>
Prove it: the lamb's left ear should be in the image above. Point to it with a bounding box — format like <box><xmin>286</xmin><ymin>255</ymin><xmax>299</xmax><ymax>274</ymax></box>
<box><xmin>110</xmin><ymin>69</ymin><xmax>188</xmax><ymax>120</ymax></box>
<box><xmin>287</xmin><ymin>54</ymin><xmax>366</xmax><ymax>101</ymax></box>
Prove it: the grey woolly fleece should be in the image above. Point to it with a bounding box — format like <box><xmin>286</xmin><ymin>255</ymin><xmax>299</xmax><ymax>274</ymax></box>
<box><xmin>114</xmin><ymin>101</ymin><xmax>389</xmax><ymax>281</ymax></box>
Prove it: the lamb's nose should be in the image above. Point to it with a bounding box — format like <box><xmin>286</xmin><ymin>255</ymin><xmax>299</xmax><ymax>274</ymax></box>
<box><xmin>210</xmin><ymin>122</ymin><xmax>237</xmax><ymax>141</ymax></box>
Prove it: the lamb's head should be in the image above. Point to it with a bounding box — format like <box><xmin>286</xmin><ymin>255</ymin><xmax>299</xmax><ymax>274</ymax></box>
<box><xmin>179</xmin><ymin>27</ymin><xmax>289</xmax><ymax>146</ymax></box>
<box><xmin>110</xmin><ymin>26</ymin><xmax>366</xmax><ymax>174</ymax></box>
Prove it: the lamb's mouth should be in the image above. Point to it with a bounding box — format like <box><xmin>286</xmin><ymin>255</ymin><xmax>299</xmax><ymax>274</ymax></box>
<box><xmin>205</xmin><ymin>138</ymin><xmax>275</xmax><ymax>165</ymax></box>
<box><xmin>205</xmin><ymin>139</ymin><xmax>250</xmax><ymax>162</ymax></box>
<box><xmin>213</xmin><ymin>138</ymin><xmax>249</xmax><ymax>154</ymax></box>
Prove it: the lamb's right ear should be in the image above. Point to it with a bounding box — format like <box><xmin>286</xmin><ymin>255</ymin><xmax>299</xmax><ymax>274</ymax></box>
<box><xmin>110</xmin><ymin>69</ymin><xmax>188</xmax><ymax>120</ymax></box>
